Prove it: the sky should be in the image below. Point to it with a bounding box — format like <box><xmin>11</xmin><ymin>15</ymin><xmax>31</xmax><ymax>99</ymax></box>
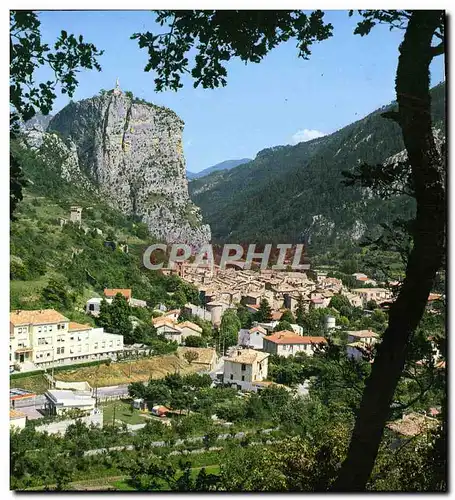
<box><xmin>36</xmin><ymin>10</ymin><xmax>445</xmax><ymax>173</ymax></box>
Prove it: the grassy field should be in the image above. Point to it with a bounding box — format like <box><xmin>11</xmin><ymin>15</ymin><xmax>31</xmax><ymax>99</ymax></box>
<box><xmin>10</xmin><ymin>278</ymin><xmax>48</xmax><ymax>305</ymax></box>
<box><xmin>54</xmin><ymin>354</ymin><xmax>201</xmax><ymax>387</ymax></box>
<box><xmin>10</xmin><ymin>353</ymin><xmax>201</xmax><ymax>395</ymax></box>
<box><xmin>101</xmin><ymin>399</ymin><xmax>149</xmax><ymax>425</ymax></box>
<box><xmin>10</xmin><ymin>374</ymin><xmax>50</xmax><ymax>395</ymax></box>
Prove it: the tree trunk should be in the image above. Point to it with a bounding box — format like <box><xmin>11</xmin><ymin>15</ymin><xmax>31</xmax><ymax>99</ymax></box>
<box><xmin>332</xmin><ymin>10</ymin><xmax>445</xmax><ymax>491</ymax></box>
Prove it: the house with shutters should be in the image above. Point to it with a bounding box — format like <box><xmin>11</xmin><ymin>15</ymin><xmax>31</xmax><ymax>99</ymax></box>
<box><xmin>223</xmin><ymin>348</ymin><xmax>269</xmax><ymax>391</ymax></box>
<box><xmin>262</xmin><ymin>331</ymin><xmax>327</xmax><ymax>358</ymax></box>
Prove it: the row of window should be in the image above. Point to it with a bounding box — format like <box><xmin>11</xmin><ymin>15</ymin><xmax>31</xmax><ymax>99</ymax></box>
<box><xmin>57</xmin><ymin>333</ymin><xmax>90</xmax><ymax>342</ymax></box>
<box><xmin>15</xmin><ymin>323</ymin><xmax>70</xmax><ymax>335</ymax></box>
<box><xmin>34</xmin><ymin>340</ymin><xmax>122</xmax><ymax>353</ymax></box>
<box><xmin>229</xmin><ymin>374</ymin><xmax>246</xmax><ymax>382</ymax></box>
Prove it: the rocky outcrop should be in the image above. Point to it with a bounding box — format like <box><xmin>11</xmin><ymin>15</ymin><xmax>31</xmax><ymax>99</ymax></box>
<box><xmin>22</xmin><ymin>125</ymin><xmax>94</xmax><ymax>192</ymax></box>
<box><xmin>48</xmin><ymin>92</ymin><xmax>211</xmax><ymax>246</ymax></box>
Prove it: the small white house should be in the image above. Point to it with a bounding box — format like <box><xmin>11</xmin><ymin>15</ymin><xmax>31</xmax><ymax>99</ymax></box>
<box><xmin>346</xmin><ymin>329</ymin><xmax>379</xmax><ymax>345</ymax></box>
<box><xmin>223</xmin><ymin>348</ymin><xmax>269</xmax><ymax>391</ymax></box>
<box><xmin>178</xmin><ymin>321</ymin><xmax>203</xmax><ymax>339</ymax></box>
<box><xmin>86</xmin><ymin>297</ymin><xmax>112</xmax><ymax>316</ymax></box>
<box><xmin>238</xmin><ymin>325</ymin><xmax>268</xmax><ymax>349</ymax></box>
<box><xmin>346</xmin><ymin>330</ymin><xmax>379</xmax><ymax>362</ymax></box>
<box><xmin>45</xmin><ymin>389</ymin><xmax>96</xmax><ymax>416</ymax></box>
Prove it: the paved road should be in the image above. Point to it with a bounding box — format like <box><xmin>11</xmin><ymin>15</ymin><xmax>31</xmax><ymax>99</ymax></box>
<box><xmin>94</xmin><ymin>385</ymin><xmax>129</xmax><ymax>400</ymax></box>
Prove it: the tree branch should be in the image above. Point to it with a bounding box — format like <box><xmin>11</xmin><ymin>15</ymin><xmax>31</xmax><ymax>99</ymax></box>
<box><xmin>431</xmin><ymin>42</ymin><xmax>444</xmax><ymax>57</ymax></box>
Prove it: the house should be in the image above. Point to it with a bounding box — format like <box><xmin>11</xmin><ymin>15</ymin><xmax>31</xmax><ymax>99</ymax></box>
<box><xmin>163</xmin><ymin>309</ymin><xmax>181</xmax><ymax>322</ymax></box>
<box><xmin>178</xmin><ymin>321</ymin><xmax>203</xmax><ymax>339</ymax></box>
<box><xmin>152</xmin><ymin>317</ymin><xmax>202</xmax><ymax>345</ymax></box>
<box><xmin>342</xmin><ymin>291</ymin><xmax>364</xmax><ymax>308</ymax></box>
<box><xmin>10</xmin><ymin>310</ymin><xmax>123</xmax><ymax>368</ymax></box>
<box><xmin>104</xmin><ymin>288</ymin><xmax>132</xmax><ymax>301</ymax></box>
<box><xmin>238</xmin><ymin>325</ymin><xmax>268</xmax><ymax>349</ymax></box>
<box><xmin>223</xmin><ymin>348</ymin><xmax>269</xmax><ymax>391</ymax></box>
<box><xmin>263</xmin><ymin>331</ymin><xmax>327</xmax><ymax>358</ymax></box>
<box><xmin>183</xmin><ymin>303</ymin><xmax>211</xmax><ymax>322</ymax></box>
<box><xmin>10</xmin><ymin>410</ymin><xmax>27</xmax><ymax>431</ymax></box>
<box><xmin>351</xmin><ymin>288</ymin><xmax>392</xmax><ymax>307</ymax></box>
<box><xmin>310</xmin><ymin>297</ymin><xmax>325</xmax><ymax>309</ymax></box>
<box><xmin>346</xmin><ymin>329</ymin><xmax>379</xmax><ymax>345</ymax></box>
<box><xmin>152</xmin><ymin>316</ymin><xmax>183</xmax><ymax>340</ymax></box>
<box><xmin>130</xmin><ymin>298</ymin><xmax>147</xmax><ymax>308</ymax></box>
<box><xmin>44</xmin><ymin>389</ymin><xmax>96</xmax><ymax>416</ymax></box>
<box><xmin>352</xmin><ymin>273</ymin><xmax>377</xmax><ymax>287</ymax></box>
<box><xmin>86</xmin><ymin>297</ymin><xmax>111</xmax><ymax>316</ymax></box>
<box><xmin>346</xmin><ymin>330</ymin><xmax>379</xmax><ymax>362</ymax></box>
<box><xmin>178</xmin><ymin>347</ymin><xmax>218</xmax><ymax>371</ymax></box>
<box><xmin>86</xmin><ymin>289</ymin><xmax>147</xmax><ymax>316</ymax></box>
<box><xmin>243</xmin><ymin>291</ymin><xmax>264</xmax><ymax>306</ymax></box>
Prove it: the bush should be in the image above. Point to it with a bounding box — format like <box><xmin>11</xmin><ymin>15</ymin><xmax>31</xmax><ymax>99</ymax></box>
<box><xmin>184</xmin><ymin>335</ymin><xmax>207</xmax><ymax>348</ymax></box>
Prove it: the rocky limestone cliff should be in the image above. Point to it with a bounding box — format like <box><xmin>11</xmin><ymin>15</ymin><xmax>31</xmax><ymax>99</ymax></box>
<box><xmin>47</xmin><ymin>92</ymin><xmax>211</xmax><ymax>246</ymax></box>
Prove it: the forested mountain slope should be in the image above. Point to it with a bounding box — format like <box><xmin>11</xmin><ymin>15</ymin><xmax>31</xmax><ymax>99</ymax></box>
<box><xmin>189</xmin><ymin>83</ymin><xmax>445</xmax><ymax>250</ymax></box>
<box><xmin>187</xmin><ymin>158</ymin><xmax>252</xmax><ymax>180</ymax></box>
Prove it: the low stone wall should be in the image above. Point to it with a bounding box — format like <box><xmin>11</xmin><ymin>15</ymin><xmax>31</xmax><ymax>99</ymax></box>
<box><xmin>35</xmin><ymin>410</ymin><xmax>103</xmax><ymax>435</ymax></box>
<box><xmin>55</xmin><ymin>380</ymin><xmax>92</xmax><ymax>392</ymax></box>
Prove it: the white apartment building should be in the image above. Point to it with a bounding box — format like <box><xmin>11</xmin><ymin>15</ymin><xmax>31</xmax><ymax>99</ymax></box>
<box><xmin>223</xmin><ymin>348</ymin><xmax>269</xmax><ymax>391</ymax></box>
<box><xmin>10</xmin><ymin>309</ymin><xmax>123</xmax><ymax>368</ymax></box>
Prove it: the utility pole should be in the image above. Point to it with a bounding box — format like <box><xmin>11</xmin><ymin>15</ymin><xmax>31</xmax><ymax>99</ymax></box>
<box><xmin>51</xmin><ymin>347</ymin><xmax>55</xmax><ymax>385</ymax></box>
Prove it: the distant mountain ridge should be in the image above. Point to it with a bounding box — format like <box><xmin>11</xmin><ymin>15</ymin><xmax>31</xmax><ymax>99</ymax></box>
<box><xmin>187</xmin><ymin>158</ymin><xmax>252</xmax><ymax>180</ymax></box>
<box><xmin>189</xmin><ymin>82</ymin><xmax>445</xmax><ymax>249</ymax></box>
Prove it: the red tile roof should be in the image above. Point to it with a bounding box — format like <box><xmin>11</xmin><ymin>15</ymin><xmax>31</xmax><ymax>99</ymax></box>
<box><xmin>265</xmin><ymin>331</ymin><xmax>327</xmax><ymax>345</ymax></box>
<box><xmin>10</xmin><ymin>309</ymin><xmax>69</xmax><ymax>326</ymax></box>
<box><xmin>69</xmin><ymin>322</ymin><xmax>92</xmax><ymax>332</ymax></box>
<box><xmin>104</xmin><ymin>288</ymin><xmax>132</xmax><ymax>299</ymax></box>
<box><xmin>271</xmin><ymin>311</ymin><xmax>283</xmax><ymax>321</ymax></box>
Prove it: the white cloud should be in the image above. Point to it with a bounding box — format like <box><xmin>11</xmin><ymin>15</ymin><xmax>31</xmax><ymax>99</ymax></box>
<box><xmin>290</xmin><ymin>129</ymin><xmax>326</xmax><ymax>145</ymax></box>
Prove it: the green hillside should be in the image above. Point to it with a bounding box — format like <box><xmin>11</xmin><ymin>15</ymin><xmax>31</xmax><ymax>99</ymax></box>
<box><xmin>189</xmin><ymin>82</ymin><xmax>445</xmax><ymax>251</ymax></box>
<box><xmin>10</xmin><ymin>139</ymin><xmax>198</xmax><ymax>316</ymax></box>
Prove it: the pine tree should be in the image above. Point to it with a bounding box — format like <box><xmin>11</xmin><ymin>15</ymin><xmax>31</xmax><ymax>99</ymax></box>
<box><xmin>96</xmin><ymin>298</ymin><xmax>112</xmax><ymax>331</ymax></box>
<box><xmin>281</xmin><ymin>309</ymin><xmax>295</xmax><ymax>323</ymax></box>
<box><xmin>295</xmin><ymin>295</ymin><xmax>306</xmax><ymax>326</ymax></box>
<box><xmin>255</xmin><ymin>298</ymin><xmax>272</xmax><ymax>322</ymax></box>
